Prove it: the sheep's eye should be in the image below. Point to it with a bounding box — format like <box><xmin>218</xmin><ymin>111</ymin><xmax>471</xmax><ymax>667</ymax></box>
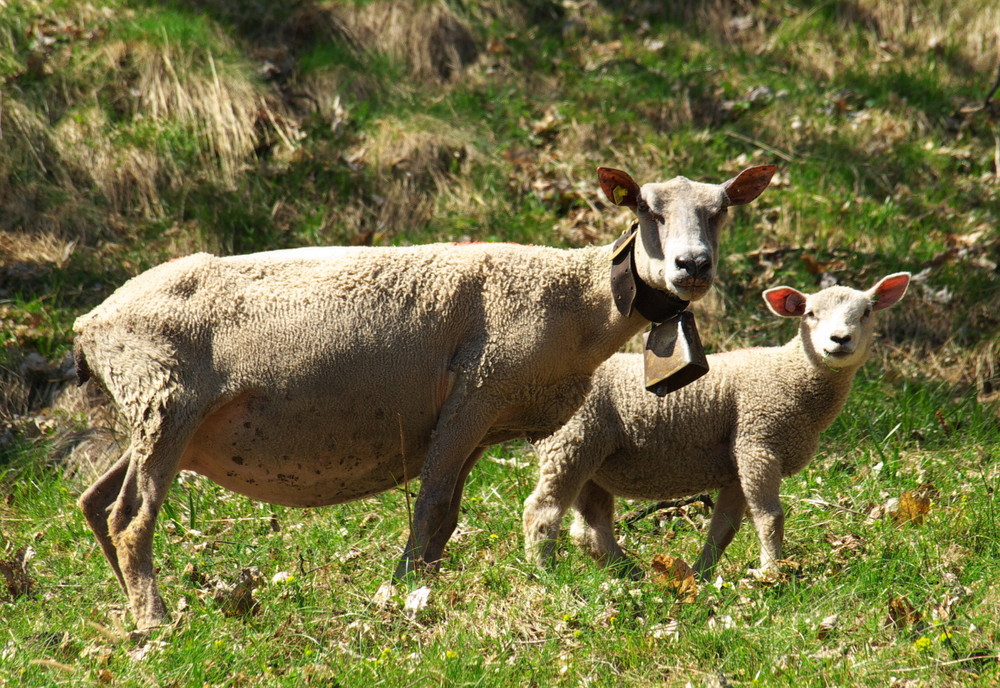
<box><xmin>804</xmin><ymin>310</ymin><xmax>815</xmax><ymax>319</ymax></box>
<box><xmin>637</xmin><ymin>199</ymin><xmax>650</xmax><ymax>213</ymax></box>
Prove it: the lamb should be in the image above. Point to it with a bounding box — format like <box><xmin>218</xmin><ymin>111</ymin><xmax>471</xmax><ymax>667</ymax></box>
<box><xmin>524</xmin><ymin>272</ymin><xmax>910</xmax><ymax>576</ymax></box>
<box><xmin>72</xmin><ymin>163</ymin><xmax>776</xmax><ymax>629</ymax></box>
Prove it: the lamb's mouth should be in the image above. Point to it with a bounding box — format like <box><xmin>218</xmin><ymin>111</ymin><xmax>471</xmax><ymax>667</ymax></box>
<box><xmin>823</xmin><ymin>349</ymin><xmax>853</xmax><ymax>359</ymax></box>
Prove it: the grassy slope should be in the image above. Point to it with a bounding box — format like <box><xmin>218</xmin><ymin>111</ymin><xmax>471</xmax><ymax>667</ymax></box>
<box><xmin>1</xmin><ymin>0</ymin><xmax>998</xmax><ymax>685</ymax></box>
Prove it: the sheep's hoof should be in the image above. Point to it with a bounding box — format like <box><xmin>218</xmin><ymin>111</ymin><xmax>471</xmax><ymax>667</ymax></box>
<box><xmin>393</xmin><ymin>555</ymin><xmax>433</xmax><ymax>582</ymax></box>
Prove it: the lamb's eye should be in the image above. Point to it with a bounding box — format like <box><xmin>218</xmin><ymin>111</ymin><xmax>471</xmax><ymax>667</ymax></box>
<box><xmin>805</xmin><ymin>310</ymin><xmax>815</xmax><ymax>319</ymax></box>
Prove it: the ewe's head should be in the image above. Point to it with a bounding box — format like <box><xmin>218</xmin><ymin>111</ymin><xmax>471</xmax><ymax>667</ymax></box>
<box><xmin>599</xmin><ymin>165</ymin><xmax>776</xmax><ymax>302</ymax></box>
<box><xmin>763</xmin><ymin>273</ymin><xmax>911</xmax><ymax>370</ymax></box>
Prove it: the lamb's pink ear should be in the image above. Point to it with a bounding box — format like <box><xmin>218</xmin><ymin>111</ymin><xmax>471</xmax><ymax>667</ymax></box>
<box><xmin>869</xmin><ymin>272</ymin><xmax>910</xmax><ymax>311</ymax></box>
<box><xmin>597</xmin><ymin>167</ymin><xmax>640</xmax><ymax>210</ymax></box>
<box><xmin>723</xmin><ymin>165</ymin><xmax>778</xmax><ymax>206</ymax></box>
<box><xmin>762</xmin><ymin>286</ymin><xmax>807</xmax><ymax>317</ymax></box>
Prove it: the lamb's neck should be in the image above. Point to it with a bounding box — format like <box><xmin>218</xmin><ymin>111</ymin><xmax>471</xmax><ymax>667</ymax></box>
<box><xmin>778</xmin><ymin>335</ymin><xmax>861</xmax><ymax>425</ymax></box>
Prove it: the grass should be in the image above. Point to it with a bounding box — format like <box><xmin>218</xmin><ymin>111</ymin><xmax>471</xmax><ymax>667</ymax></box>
<box><xmin>1</xmin><ymin>388</ymin><xmax>997</xmax><ymax>686</ymax></box>
<box><xmin>1</xmin><ymin>0</ymin><xmax>998</xmax><ymax>685</ymax></box>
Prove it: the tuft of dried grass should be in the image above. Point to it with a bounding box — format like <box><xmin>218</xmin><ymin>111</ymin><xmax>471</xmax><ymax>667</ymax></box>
<box><xmin>95</xmin><ymin>38</ymin><xmax>294</xmax><ymax>190</ymax></box>
<box><xmin>342</xmin><ymin>0</ymin><xmax>479</xmax><ymax>83</ymax></box>
<box><xmin>343</xmin><ymin>114</ymin><xmax>480</xmax><ymax>241</ymax></box>
<box><xmin>0</xmin><ymin>97</ymin><xmax>98</xmax><ymax>239</ymax></box>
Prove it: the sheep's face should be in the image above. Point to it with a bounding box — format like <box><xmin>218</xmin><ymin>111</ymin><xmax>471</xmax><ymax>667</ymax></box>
<box><xmin>598</xmin><ymin>165</ymin><xmax>777</xmax><ymax>303</ymax></box>
<box><xmin>763</xmin><ymin>273</ymin><xmax>911</xmax><ymax>370</ymax></box>
<box><xmin>633</xmin><ymin>177</ymin><xmax>728</xmax><ymax>301</ymax></box>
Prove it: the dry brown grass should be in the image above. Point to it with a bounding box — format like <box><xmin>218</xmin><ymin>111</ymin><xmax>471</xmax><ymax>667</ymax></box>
<box><xmin>349</xmin><ymin>114</ymin><xmax>481</xmax><ymax>240</ymax></box>
<box><xmin>341</xmin><ymin>0</ymin><xmax>479</xmax><ymax>83</ymax></box>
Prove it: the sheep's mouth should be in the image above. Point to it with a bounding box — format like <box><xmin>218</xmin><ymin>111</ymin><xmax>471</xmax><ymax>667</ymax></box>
<box><xmin>669</xmin><ymin>279</ymin><xmax>712</xmax><ymax>301</ymax></box>
<box><xmin>823</xmin><ymin>349</ymin><xmax>853</xmax><ymax>360</ymax></box>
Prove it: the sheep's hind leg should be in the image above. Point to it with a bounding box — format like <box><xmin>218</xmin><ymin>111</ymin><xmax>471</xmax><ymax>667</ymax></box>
<box><xmin>570</xmin><ymin>481</ymin><xmax>639</xmax><ymax>578</ymax></box>
<box><xmin>693</xmin><ymin>482</ymin><xmax>746</xmax><ymax>578</ymax></box>
<box><xmin>79</xmin><ymin>451</ymin><xmax>132</xmax><ymax>591</ymax></box>
<box><xmin>108</xmin><ymin>426</ymin><xmax>189</xmax><ymax>631</ymax></box>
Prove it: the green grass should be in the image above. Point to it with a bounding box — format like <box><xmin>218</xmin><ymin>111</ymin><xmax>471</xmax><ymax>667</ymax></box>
<box><xmin>1</xmin><ymin>0</ymin><xmax>998</xmax><ymax>685</ymax></box>
<box><xmin>1</xmin><ymin>388</ymin><xmax>997</xmax><ymax>686</ymax></box>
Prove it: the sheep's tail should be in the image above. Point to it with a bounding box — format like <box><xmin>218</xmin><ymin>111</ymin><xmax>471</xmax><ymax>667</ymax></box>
<box><xmin>74</xmin><ymin>342</ymin><xmax>92</xmax><ymax>386</ymax></box>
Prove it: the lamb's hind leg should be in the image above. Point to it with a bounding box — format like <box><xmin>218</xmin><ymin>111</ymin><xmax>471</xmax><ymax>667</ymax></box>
<box><xmin>79</xmin><ymin>452</ymin><xmax>132</xmax><ymax>591</ymax></box>
<box><xmin>108</xmin><ymin>426</ymin><xmax>189</xmax><ymax>630</ymax></box>
<box><xmin>693</xmin><ymin>481</ymin><xmax>747</xmax><ymax>577</ymax></box>
<box><xmin>571</xmin><ymin>480</ymin><xmax>638</xmax><ymax>577</ymax></box>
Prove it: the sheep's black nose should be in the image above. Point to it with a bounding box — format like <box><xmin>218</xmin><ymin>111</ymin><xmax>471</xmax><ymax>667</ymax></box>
<box><xmin>830</xmin><ymin>334</ymin><xmax>852</xmax><ymax>345</ymax></box>
<box><xmin>675</xmin><ymin>254</ymin><xmax>712</xmax><ymax>280</ymax></box>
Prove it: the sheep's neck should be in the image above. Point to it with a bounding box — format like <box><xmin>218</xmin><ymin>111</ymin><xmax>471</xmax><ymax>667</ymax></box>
<box><xmin>570</xmin><ymin>245</ymin><xmax>653</xmax><ymax>365</ymax></box>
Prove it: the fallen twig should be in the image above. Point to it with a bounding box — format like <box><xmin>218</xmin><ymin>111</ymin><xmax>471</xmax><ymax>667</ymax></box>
<box><xmin>619</xmin><ymin>495</ymin><xmax>714</xmax><ymax>528</ymax></box>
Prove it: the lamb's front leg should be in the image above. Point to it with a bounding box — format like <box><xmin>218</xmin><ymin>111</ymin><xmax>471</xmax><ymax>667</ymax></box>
<box><xmin>740</xmin><ymin>459</ymin><xmax>785</xmax><ymax>571</ymax></box>
<box><xmin>522</xmin><ymin>457</ymin><xmax>590</xmax><ymax>568</ymax></box>
<box><xmin>693</xmin><ymin>481</ymin><xmax>747</xmax><ymax>577</ymax></box>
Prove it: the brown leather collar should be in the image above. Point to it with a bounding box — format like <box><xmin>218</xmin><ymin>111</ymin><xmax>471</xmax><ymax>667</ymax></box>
<box><xmin>610</xmin><ymin>224</ymin><xmax>689</xmax><ymax>323</ymax></box>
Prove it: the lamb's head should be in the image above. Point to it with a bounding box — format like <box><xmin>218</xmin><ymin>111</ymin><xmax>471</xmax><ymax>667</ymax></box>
<box><xmin>763</xmin><ymin>272</ymin><xmax>911</xmax><ymax>370</ymax></box>
<box><xmin>599</xmin><ymin>165</ymin><xmax>777</xmax><ymax>301</ymax></box>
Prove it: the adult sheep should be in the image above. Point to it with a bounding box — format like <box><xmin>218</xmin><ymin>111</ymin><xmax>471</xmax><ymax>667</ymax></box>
<box><xmin>74</xmin><ymin>164</ymin><xmax>776</xmax><ymax>629</ymax></box>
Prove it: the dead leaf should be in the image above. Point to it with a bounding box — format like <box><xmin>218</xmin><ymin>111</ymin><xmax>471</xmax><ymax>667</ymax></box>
<box><xmin>817</xmin><ymin>613</ymin><xmax>839</xmax><ymax>639</ymax></box>
<box><xmin>891</xmin><ymin>484</ymin><xmax>937</xmax><ymax>525</ymax></box>
<box><xmin>372</xmin><ymin>581</ymin><xmax>396</xmax><ymax>608</ymax></box>
<box><xmin>0</xmin><ymin>546</ymin><xmax>37</xmax><ymax>600</ymax></box>
<box><xmin>403</xmin><ymin>585</ymin><xmax>432</xmax><ymax>619</ymax></box>
<box><xmin>801</xmin><ymin>254</ymin><xmax>847</xmax><ymax>276</ymax></box>
<box><xmin>211</xmin><ymin>568</ymin><xmax>262</xmax><ymax>618</ymax></box>
<box><xmin>887</xmin><ymin>595</ymin><xmax>922</xmax><ymax>630</ymax></box>
<box><xmin>650</xmin><ymin>554</ymin><xmax>698</xmax><ymax>603</ymax></box>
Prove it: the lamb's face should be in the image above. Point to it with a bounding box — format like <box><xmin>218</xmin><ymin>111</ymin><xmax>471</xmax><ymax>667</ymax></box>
<box><xmin>763</xmin><ymin>273</ymin><xmax>911</xmax><ymax>370</ymax></box>
<box><xmin>633</xmin><ymin>177</ymin><xmax>728</xmax><ymax>302</ymax></box>
<box><xmin>800</xmin><ymin>287</ymin><xmax>879</xmax><ymax>369</ymax></box>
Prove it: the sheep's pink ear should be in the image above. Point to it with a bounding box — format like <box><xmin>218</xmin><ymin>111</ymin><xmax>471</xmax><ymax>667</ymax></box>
<box><xmin>723</xmin><ymin>165</ymin><xmax>778</xmax><ymax>206</ymax></box>
<box><xmin>598</xmin><ymin>167</ymin><xmax>640</xmax><ymax>210</ymax></box>
<box><xmin>762</xmin><ymin>286</ymin><xmax>807</xmax><ymax>317</ymax></box>
<box><xmin>869</xmin><ymin>272</ymin><xmax>910</xmax><ymax>311</ymax></box>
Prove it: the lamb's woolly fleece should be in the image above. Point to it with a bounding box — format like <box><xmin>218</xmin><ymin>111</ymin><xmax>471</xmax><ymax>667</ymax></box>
<box><xmin>525</xmin><ymin>275</ymin><xmax>909</xmax><ymax>575</ymax></box>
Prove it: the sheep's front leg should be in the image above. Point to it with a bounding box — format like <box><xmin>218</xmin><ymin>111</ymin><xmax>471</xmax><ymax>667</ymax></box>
<box><xmin>421</xmin><ymin>448</ymin><xmax>485</xmax><ymax>567</ymax></box>
<box><xmin>693</xmin><ymin>481</ymin><xmax>746</xmax><ymax>577</ymax></box>
<box><xmin>394</xmin><ymin>400</ymin><xmax>493</xmax><ymax>580</ymax></box>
